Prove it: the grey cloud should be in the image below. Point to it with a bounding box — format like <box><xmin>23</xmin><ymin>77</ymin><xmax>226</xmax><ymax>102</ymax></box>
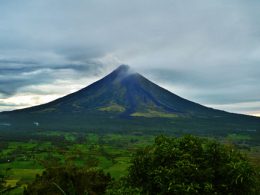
<box><xmin>0</xmin><ymin>58</ymin><xmax>104</xmax><ymax>96</ymax></box>
<box><xmin>139</xmin><ymin>62</ymin><xmax>260</xmax><ymax>108</ymax></box>
<box><xmin>0</xmin><ymin>102</ymin><xmax>28</xmax><ymax>107</ymax></box>
<box><xmin>0</xmin><ymin>0</ymin><xmax>259</xmax><ymax>114</ymax></box>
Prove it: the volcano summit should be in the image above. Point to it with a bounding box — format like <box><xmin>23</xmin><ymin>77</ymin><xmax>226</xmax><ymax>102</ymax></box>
<box><xmin>1</xmin><ymin>65</ymin><xmax>259</xmax><ymax>136</ymax></box>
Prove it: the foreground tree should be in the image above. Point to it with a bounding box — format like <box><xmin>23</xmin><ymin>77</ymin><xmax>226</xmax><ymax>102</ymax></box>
<box><xmin>24</xmin><ymin>165</ymin><xmax>111</xmax><ymax>195</ymax></box>
<box><xmin>127</xmin><ymin>135</ymin><xmax>258</xmax><ymax>195</ymax></box>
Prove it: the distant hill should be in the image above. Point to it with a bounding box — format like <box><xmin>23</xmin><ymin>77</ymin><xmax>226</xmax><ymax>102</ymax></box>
<box><xmin>0</xmin><ymin>65</ymin><xmax>259</xmax><ymax>138</ymax></box>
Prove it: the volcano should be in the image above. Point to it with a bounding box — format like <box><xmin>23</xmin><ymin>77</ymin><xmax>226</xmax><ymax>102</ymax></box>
<box><xmin>1</xmin><ymin>65</ymin><xmax>259</xmax><ymax>136</ymax></box>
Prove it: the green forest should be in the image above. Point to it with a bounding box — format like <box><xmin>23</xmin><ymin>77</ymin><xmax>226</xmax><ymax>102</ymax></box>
<box><xmin>0</xmin><ymin>132</ymin><xmax>259</xmax><ymax>194</ymax></box>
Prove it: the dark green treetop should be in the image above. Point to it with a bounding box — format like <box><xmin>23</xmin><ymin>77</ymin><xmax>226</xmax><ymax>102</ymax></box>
<box><xmin>126</xmin><ymin>135</ymin><xmax>258</xmax><ymax>195</ymax></box>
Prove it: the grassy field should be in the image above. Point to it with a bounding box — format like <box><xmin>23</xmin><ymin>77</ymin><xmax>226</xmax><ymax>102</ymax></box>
<box><xmin>0</xmin><ymin>132</ymin><xmax>154</xmax><ymax>194</ymax></box>
<box><xmin>0</xmin><ymin>131</ymin><xmax>259</xmax><ymax>194</ymax></box>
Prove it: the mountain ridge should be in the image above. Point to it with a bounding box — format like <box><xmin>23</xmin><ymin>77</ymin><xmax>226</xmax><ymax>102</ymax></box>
<box><xmin>1</xmin><ymin>65</ymin><xmax>259</xmax><ymax>136</ymax></box>
<box><xmin>3</xmin><ymin>65</ymin><xmax>229</xmax><ymax>116</ymax></box>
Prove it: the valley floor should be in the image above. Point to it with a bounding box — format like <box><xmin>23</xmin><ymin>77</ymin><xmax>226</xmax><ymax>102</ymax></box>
<box><xmin>0</xmin><ymin>131</ymin><xmax>259</xmax><ymax>194</ymax></box>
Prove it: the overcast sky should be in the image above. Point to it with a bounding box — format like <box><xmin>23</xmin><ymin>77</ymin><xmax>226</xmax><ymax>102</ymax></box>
<box><xmin>0</xmin><ymin>0</ymin><xmax>260</xmax><ymax>116</ymax></box>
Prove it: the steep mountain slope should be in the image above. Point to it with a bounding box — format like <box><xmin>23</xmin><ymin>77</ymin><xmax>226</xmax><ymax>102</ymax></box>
<box><xmin>0</xmin><ymin>65</ymin><xmax>259</xmax><ymax>136</ymax></box>
<box><xmin>6</xmin><ymin>65</ymin><xmax>226</xmax><ymax>116</ymax></box>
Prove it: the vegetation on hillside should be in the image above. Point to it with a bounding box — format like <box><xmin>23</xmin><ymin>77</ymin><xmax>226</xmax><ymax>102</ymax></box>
<box><xmin>22</xmin><ymin>135</ymin><xmax>259</xmax><ymax>195</ymax></box>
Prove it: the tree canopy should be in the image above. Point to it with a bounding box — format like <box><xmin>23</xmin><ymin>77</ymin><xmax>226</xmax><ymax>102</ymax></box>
<box><xmin>126</xmin><ymin>135</ymin><xmax>258</xmax><ymax>194</ymax></box>
<box><xmin>24</xmin><ymin>135</ymin><xmax>259</xmax><ymax>195</ymax></box>
<box><xmin>24</xmin><ymin>166</ymin><xmax>111</xmax><ymax>195</ymax></box>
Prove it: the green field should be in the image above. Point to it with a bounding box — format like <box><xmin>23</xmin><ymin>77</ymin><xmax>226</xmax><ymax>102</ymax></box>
<box><xmin>0</xmin><ymin>131</ymin><xmax>259</xmax><ymax>194</ymax></box>
<box><xmin>0</xmin><ymin>131</ymin><xmax>154</xmax><ymax>194</ymax></box>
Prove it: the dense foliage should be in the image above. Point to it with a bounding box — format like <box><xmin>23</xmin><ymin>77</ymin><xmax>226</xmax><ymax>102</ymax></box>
<box><xmin>22</xmin><ymin>135</ymin><xmax>259</xmax><ymax>194</ymax></box>
<box><xmin>24</xmin><ymin>166</ymin><xmax>111</xmax><ymax>195</ymax></box>
<box><xmin>126</xmin><ymin>135</ymin><xmax>258</xmax><ymax>194</ymax></box>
